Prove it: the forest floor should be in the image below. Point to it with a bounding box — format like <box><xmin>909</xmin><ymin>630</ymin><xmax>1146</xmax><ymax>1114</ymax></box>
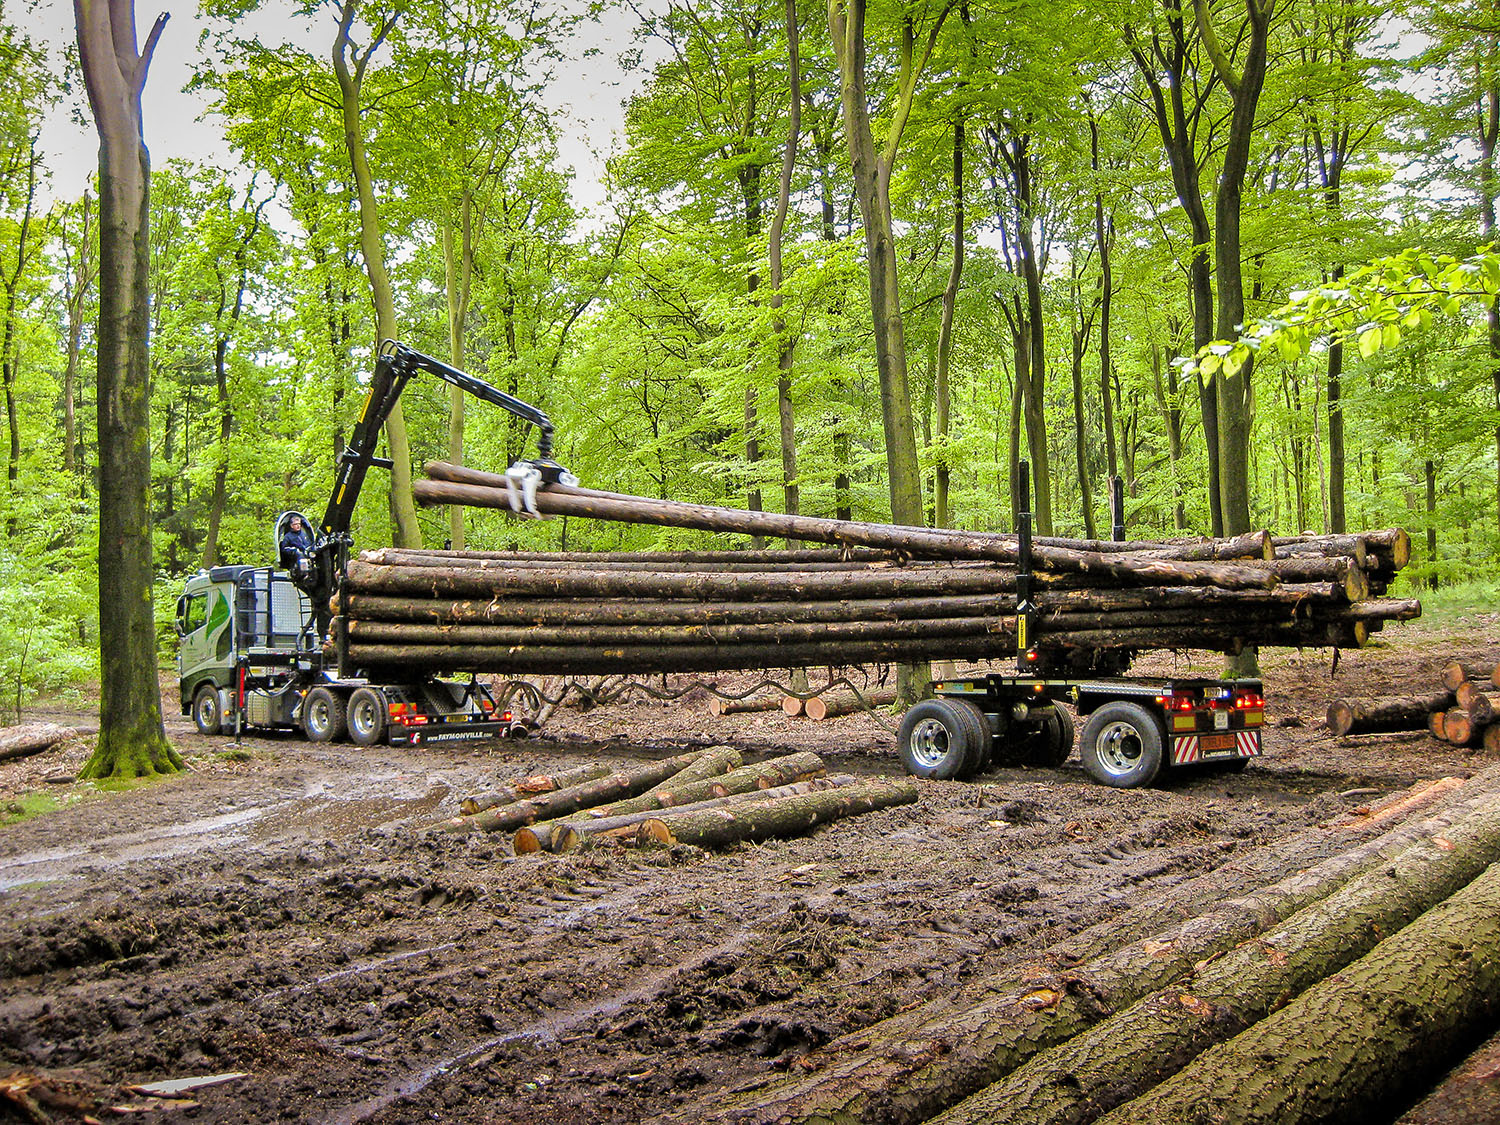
<box><xmin>0</xmin><ymin>606</ymin><xmax>1498</xmax><ymax>1124</ymax></box>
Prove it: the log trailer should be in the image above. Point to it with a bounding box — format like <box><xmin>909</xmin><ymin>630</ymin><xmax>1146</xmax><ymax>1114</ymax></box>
<box><xmin>895</xmin><ymin>466</ymin><xmax>1264</xmax><ymax>788</ymax></box>
<box><xmin>173</xmin><ymin>340</ymin><xmax>572</xmax><ymax>746</ymax></box>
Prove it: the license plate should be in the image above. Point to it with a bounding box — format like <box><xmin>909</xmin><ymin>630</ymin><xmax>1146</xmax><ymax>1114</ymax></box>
<box><xmin>1201</xmin><ymin>733</ymin><xmax>1235</xmax><ymax>753</ymax></box>
<box><xmin>1214</xmin><ymin>710</ymin><xmax>1229</xmax><ymax>730</ymax></box>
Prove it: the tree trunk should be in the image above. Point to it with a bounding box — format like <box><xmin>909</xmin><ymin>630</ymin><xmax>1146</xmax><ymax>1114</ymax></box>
<box><xmin>683</xmin><ymin>769</ymin><xmax>1500</xmax><ymax>1125</ymax></box>
<box><xmin>933</xmin><ymin>797</ymin><xmax>1500</xmax><ymax>1125</ymax></box>
<box><xmin>458</xmin><ymin>761</ymin><xmax>619</xmax><ymax>817</ymax></box>
<box><xmin>442</xmin><ymin>187</ymin><xmax>474</xmax><ymax>549</ymax></box>
<box><xmin>1326</xmin><ymin>693</ymin><xmax>1456</xmax><ymax>737</ymax></box>
<box><xmin>638</xmin><ymin>777</ymin><xmax>917</xmax><ymax>848</ymax></box>
<box><xmin>1096</xmin><ymin>862</ymin><xmax>1500</xmax><ymax>1125</ymax></box>
<box><xmin>770</xmin><ymin>0</ymin><xmax>802</xmax><ymax>536</ymax></box>
<box><xmin>73</xmin><ymin>0</ymin><xmax>182</xmax><ymax>780</ymax></box>
<box><xmin>934</xmin><ymin>115</ymin><xmax>964</xmax><ymax>529</ymax></box>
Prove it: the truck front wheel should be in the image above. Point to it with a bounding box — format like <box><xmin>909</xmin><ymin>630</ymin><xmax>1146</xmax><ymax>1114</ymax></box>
<box><xmin>897</xmin><ymin>699</ymin><xmax>983</xmax><ymax>780</ymax></box>
<box><xmin>303</xmin><ymin>687</ymin><xmax>347</xmax><ymax>743</ymax></box>
<box><xmin>347</xmin><ymin>687</ymin><xmax>388</xmax><ymax>747</ymax></box>
<box><xmin>193</xmin><ymin>684</ymin><xmax>223</xmax><ymax>736</ymax></box>
<box><xmin>1080</xmin><ymin>701</ymin><xmax>1164</xmax><ymax>788</ymax></box>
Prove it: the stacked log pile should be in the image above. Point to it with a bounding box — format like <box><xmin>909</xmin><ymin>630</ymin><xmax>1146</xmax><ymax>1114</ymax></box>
<box><xmin>1327</xmin><ymin>659</ymin><xmax>1500</xmax><ymax>753</ymax></box>
<box><xmin>666</xmin><ymin>766</ymin><xmax>1500</xmax><ymax>1125</ymax></box>
<box><xmin>439</xmin><ymin>748</ymin><xmax>917</xmax><ymax>851</ymax></box>
<box><xmin>315</xmin><ymin>461</ymin><xmax>1420</xmax><ymax>677</ymax></box>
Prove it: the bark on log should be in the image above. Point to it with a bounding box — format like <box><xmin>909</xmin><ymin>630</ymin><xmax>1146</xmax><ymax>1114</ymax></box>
<box><xmin>438</xmin><ymin>749</ymin><xmax>717</xmax><ymax>834</ymax></box>
<box><xmin>1034</xmin><ymin>530</ymin><xmax>1272</xmax><ymax>561</ymax></box>
<box><xmin>805</xmin><ymin>688</ymin><xmax>899</xmax><ymax>721</ymax></box>
<box><xmin>1272</xmin><ymin>538</ymin><xmax>1367</xmax><ymax>567</ymax></box>
<box><xmin>1273</xmin><ymin>529</ymin><xmax>1410</xmax><ymax>570</ymax></box>
<box><xmin>926</xmin><ymin>797</ymin><xmax>1500</xmax><ymax>1125</ymax></box>
<box><xmin>1441</xmin><ymin>662</ymin><xmax>1490</xmax><ymax>691</ymax></box>
<box><xmin>1325</xmin><ymin>693</ymin><xmax>1455</xmax><ymax>737</ymax></box>
<box><xmin>515</xmin><ymin>776</ymin><xmax>860</xmax><ymax>854</ymax></box>
<box><xmin>416</xmin><ymin>467</ymin><xmax>1279</xmax><ymax>590</ymax></box>
<box><xmin>684</xmin><ymin>767</ymin><xmax>1500</xmax><ymax>1125</ymax></box>
<box><xmin>1493</xmin><ymin>662</ymin><xmax>1500</xmax><ymax>690</ymax></box>
<box><xmin>1442</xmin><ymin>708</ymin><xmax>1485</xmax><ymax>747</ymax></box>
<box><xmin>1242</xmin><ymin>556</ymin><xmax>1367</xmax><ymax>601</ymax></box>
<box><xmin>1395</xmin><ymin>1026</ymin><xmax>1500</xmax><ymax>1125</ymax></box>
<box><xmin>636</xmin><ymin>777</ymin><xmax>918</xmax><ymax>848</ymax></box>
<box><xmin>1486</xmin><ymin>724</ymin><xmax>1500</xmax><ymax>756</ymax></box>
<box><xmin>1094</xmin><ymin>861</ymin><xmax>1500</xmax><ymax>1125</ymax></box>
<box><xmin>0</xmin><ymin>723</ymin><xmax>90</xmax><ymax>763</ymax></box>
<box><xmin>458</xmin><ymin>761</ymin><xmax>618</xmax><ymax>816</ymax></box>
<box><xmin>708</xmin><ymin>695</ymin><xmax>784</xmax><ymax>716</ymax></box>
<box><xmin>562</xmin><ymin>752</ymin><xmax>826</xmax><ymax>825</ymax></box>
<box><xmin>1468</xmin><ymin>692</ymin><xmax>1497</xmax><ymax>725</ymax></box>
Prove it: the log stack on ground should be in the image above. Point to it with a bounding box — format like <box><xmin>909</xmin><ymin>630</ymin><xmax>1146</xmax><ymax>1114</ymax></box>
<box><xmin>440</xmin><ymin>748</ymin><xmax>913</xmax><ymax>851</ymax></box>
<box><xmin>314</xmin><ymin>463</ymin><xmax>1420</xmax><ymax>677</ymax></box>
<box><xmin>1347</xmin><ymin>657</ymin><xmax>1500</xmax><ymax>752</ymax></box>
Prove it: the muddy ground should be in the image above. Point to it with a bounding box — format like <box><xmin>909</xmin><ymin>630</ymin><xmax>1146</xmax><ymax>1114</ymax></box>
<box><xmin>1</xmin><ymin>611</ymin><xmax>1498</xmax><ymax>1124</ymax></box>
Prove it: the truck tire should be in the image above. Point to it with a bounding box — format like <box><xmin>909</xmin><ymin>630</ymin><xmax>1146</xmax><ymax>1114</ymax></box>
<box><xmin>952</xmin><ymin>699</ymin><xmax>992</xmax><ymax>774</ymax></box>
<box><xmin>897</xmin><ymin>698</ymin><xmax>981</xmax><ymax>780</ymax></box>
<box><xmin>193</xmin><ymin>684</ymin><xmax>223</xmax><ymax>736</ymax></box>
<box><xmin>1033</xmin><ymin>704</ymin><xmax>1075</xmax><ymax>767</ymax></box>
<box><xmin>1080</xmin><ymin>701</ymin><xmax>1164</xmax><ymax>788</ymax></box>
<box><xmin>347</xmin><ymin>687</ymin><xmax>388</xmax><ymax>747</ymax></box>
<box><xmin>303</xmin><ymin>687</ymin><xmax>347</xmax><ymax>743</ymax></box>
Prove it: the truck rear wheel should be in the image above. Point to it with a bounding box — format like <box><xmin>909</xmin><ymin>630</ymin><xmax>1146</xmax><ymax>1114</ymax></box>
<box><xmin>193</xmin><ymin>684</ymin><xmax>223</xmax><ymax>736</ymax></box>
<box><xmin>1032</xmin><ymin>705</ymin><xmax>1075</xmax><ymax>767</ymax></box>
<box><xmin>897</xmin><ymin>699</ymin><xmax>982</xmax><ymax>780</ymax></box>
<box><xmin>347</xmin><ymin>687</ymin><xmax>388</xmax><ymax>747</ymax></box>
<box><xmin>1081</xmin><ymin>701</ymin><xmax>1164</xmax><ymax>788</ymax></box>
<box><xmin>303</xmin><ymin>687</ymin><xmax>347</xmax><ymax>743</ymax></box>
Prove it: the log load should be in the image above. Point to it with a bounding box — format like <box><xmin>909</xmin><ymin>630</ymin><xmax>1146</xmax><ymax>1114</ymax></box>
<box><xmin>923</xmin><ymin>795</ymin><xmax>1500</xmax><ymax>1125</ymax></box>
<box><xmin>676</xmin><ymin>766</ymin><xmax>1500</xmax><ymax>1125</ymax></box>
<box><xmin>1325</xmin><ymin>693</ymin><xmax>1454</xmax><ymax>737</ymax></box>
<box><xmin>1093</xmin><ymin>861</ymin><xmax>1500</xmax><ymax>1125</ymax></box>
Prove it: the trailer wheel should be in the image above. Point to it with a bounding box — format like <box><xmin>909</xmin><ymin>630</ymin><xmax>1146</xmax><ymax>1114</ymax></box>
<box><xmin>1031</xmin><ymin>705</ymin><xmax>1075</xmax><ymax>767</ymax></box>
<box><xmin>303</xmin><ymin>687</ymin><xmax>347</xmax><ymax>743</ymax></box>
<box><xmin>955</xmin><ymin>700</ymin><xmax>993</xmax><ymax>774</ymax></box>
<box><xmin>897</xmin><ymin>699</ymin><xmax>981</xmax><ymax>780</ymax></box>
<box><xmin>1080</xmin><ymin>701</ymin><xmax>1163</xmax><ymax>788</ymax></box>
<box><xmin>193</xmin><ymin>684</ymin><xmax>223</xmax><ymax>736</ymax></box>
<box><xmin>347</xmin><ymin>687</ymin><xmax>388</xmax><ymax>747</ymax></box>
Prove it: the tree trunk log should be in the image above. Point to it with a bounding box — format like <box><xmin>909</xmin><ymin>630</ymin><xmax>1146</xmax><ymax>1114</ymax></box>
<box><xmin>1468</xmin><ymin>692</ymin><xmax>1497</xmax><ymax>725</ymax></box>
<box><xmin>708</xmin><ymin>695</ymin><xmax>785</xmax><ymax>716</ymax></box>
<box><xmin>415</xmin><ymin>467</ymin><xmax>1279</xmax><ymax>590</ymax></box>
<box><xmin>805</xmin><ymin>688</ymin><xmax>899</xmax><ymax>720</ymax></box>
<box><xmin>684</xmin><ymin>767</ymin><xmax>1500</xmax><ymax>1125</ymax></box>
<box><xmin>1094</xmin><ymin>862</ymin><xmax>1500</xmax><ymax>1125</ymax></box>
<box><xmin>438</xmin><ymin>749</ymin><xmax>718</xmax><ymax>834</ymax></box>
<box><xmin>1456</xmin><ymin>680</ymin><xmax>1483</xmax><ymax>709</ymax></box>
<box><xmin>1325</xmin><ymin>694</ymin><xmax>1454</xmax><ymax>737</ymax></box>
<box><xmin>781</xmin><ymin>696</ymin><xmax>805</xmax><ymax>716</ymax></box>
<box><xmin>458</xmin><ymin>761</ymin><xmax>618</xmax><ymax>816</ymax></box>
<box><xmin>1442</xmin><ymin>708</ymin><xmax>1485</xmax><ymax>747</ymax></box>
<box><xmin>515</xmin><ymin>775</ymin><xmax>860</xmax><ymax>854</ymax></box>
<box><xmin>1429</xmin><ymin>711</ymin><xmax>1449</xmax><ymax>741</ymax></box>
<box><xmin>926</xmin><ymin>797</ymin><xmax>1500</xmax><ymax>1125</ymax></box>
<box><xmin>0</xmin><ymin>723</ymin><xmax>92</xmax><ymax>763</ymax></box>
<box><xmin>636</xmin><ymin>777</ymin><xmax>917</xmax><ymax>848</ymax></box>
<box><xmin>1395</xmin><ymin>1026</ymin><xmax>1500</xmax><ymax>1125</ymax></box>
<box><xmin>1441</xmin><ymin>662</ymin><xmax>1491</xmax><ymax>692</ymax></box>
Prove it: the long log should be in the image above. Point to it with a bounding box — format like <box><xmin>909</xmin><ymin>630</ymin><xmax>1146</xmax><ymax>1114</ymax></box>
<box><xmin>515</xmin><ymin>775</ymin><xmax>860</xmax><ymax>854</ymax></box>
<box><xmin>458</xmin><ymin>761</ymin><xmax>618</xmax><ymax>816</ymax></box>
<box><xmin>0</xmin><ymin>723</ymin><xmax>90</xmax><ymax>763</ymax></box>
<box><xmin>336</xmin><ymin>583</ymin><xmax>1352</xmax><ymax>628</ymax></box>
<box><xmin>1325</xmin><ymin>693</ymin><xmax>1455</xmax><ymax>737</ymax></box>
<box><xmin>1273</xmin><ymin>529</ymin><xmax>1411</xmax><ymax>570</ymax></box>
<box><xmin>1093</xmin><ymin>861</ymin><xmax>1500</xmax><ymax>1125</ymax></box>
<box><xmin>1032</xmin><ymin>530</ymin><xmax>1273</xmax><ymax>561</ymax></box>
<box><xmin>1395</xmin><ymin>1026</ymin><xmax>1500</xmax><ymax>1124</ymax></box>
<box><xmin>707</xmin><ymin>694</ymin><xmax>784</xmax><ymax>716</ymax></box>
<box><xmin>438</xmin><ymin>749</ymin><xmax>715</xmax><ymax>834</ymax></box>
<box><xmin>1273</xmin><ymin>538</ymin><xmax>1367</xmax><ymax>567</ymax></box>
<box><xmin>1243</xmin><ymin>555</ymin><xmax>1367</xmax><ymax>601</ymax></box>
<box><xmin>561</xmin><ymin>752</ymin><xmax>826</xmax><ymax>825</ymax></box>
<box><xmin>805</xmin><ymin>688</ymin><xmax>899</xmax><ymax>721</ymax></box>
<box><xmin>416</xmin><ymin>468</ymin><xmax>1280</xmax><ymax>590</ymax></box>
<box><xmin>926</xmin><ymin>796</ymin><xmax>1500</xmax><ymax>1125</ymax></box>
<box><xmin>684</xmin><ymin>767</ymin><xmax>1500</xmax><ymax>1125</ymax></box>
<box><xmin>636</xmin><ymin>777</ymin><xmax>918</xmax><ymax>848</ymax></box>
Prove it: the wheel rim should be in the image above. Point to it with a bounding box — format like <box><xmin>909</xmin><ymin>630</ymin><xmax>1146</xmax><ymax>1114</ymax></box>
<box><xmin>308</xmin><ymin>695</ymin><xmax>330</xmax><ymax>734</ymax></box>
<box><xmin>1094</xmin><ymin>719</ymin><xmax>1144</xmax><ymax>777</ymax></box>
<box><xmin>351</xmin><ymin>698</ymin><xmax>378</xmax><ymax>737</ymax></box>
<box><xmin>196</xmin><ymin>693</ymin><xmax>217</xmax><ymax>728</ymax></box>
<box><xmin>908</xmin><ymin>717</ymin><xmax>954</xmax><ymax>769</ymax></box>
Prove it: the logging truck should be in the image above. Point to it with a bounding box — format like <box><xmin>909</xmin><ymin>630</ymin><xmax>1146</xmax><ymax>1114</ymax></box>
<box><xmin>171</xmin><ymin>341</ymin><xmax>570</xmax><ymax>746</ymax></box>
<box><xmin>895</xmin><ymin>467</ymin><xmax>1264</xmax><ymax>788</ymax></box>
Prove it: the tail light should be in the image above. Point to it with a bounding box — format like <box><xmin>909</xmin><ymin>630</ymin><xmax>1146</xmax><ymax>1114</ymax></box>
<box><xmin>1234</xmin><ymin>689</ymin><xmax>1265</xmax><ymax>710</ymax></box>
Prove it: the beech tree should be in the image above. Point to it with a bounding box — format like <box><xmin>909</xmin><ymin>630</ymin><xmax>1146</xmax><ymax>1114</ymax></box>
<box><xmin>73</xmin><ymin>0</ymin><xmax>183</xmax><ymax>778</ymax></box>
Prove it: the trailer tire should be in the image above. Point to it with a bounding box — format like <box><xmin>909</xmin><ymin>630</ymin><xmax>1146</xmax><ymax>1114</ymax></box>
<box><xmin>1033</xmin><ymin>705</ymin><xmax>1075</xmax><ymax>767</ymax></box>
<box><xmin>1081</xmin><ymin>701</ymin><xmax>1163</xmax><ymax>788</ymax></box>
<box><xmin>303</xmin><ymin>687</ymin><xmax>347</xmax><ymax>743</ymax></box>
<box><xmin>950</xmin><ymin>699</ymin><xmax>992</xmax><ymax>774</ymax></box>
<box><xmin>347</xmin><ymin>687</ymin><xmax>388</xmax><ymax>747</ymax></box>
<box><xmin>193</xmin><ymin>684</ymin><xmax>223</xmax><ymax>736</ymax></box>
<box><xmin>898</xmin><ymin>699</ymin><xmax>980</xmax><ymax>780</ymax></box>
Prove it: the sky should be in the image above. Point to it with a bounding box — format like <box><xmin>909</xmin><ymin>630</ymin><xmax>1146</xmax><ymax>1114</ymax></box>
<box><xmin>15</xmin><ymin>0</ymin><xmax>652</xmax><ymax>216</ymax></box>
